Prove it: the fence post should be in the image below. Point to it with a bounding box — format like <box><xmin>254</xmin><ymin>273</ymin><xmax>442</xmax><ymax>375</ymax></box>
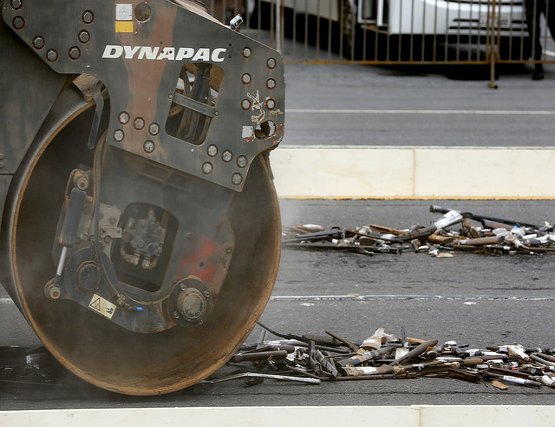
<box><xmin>487</xmin><ymin>0</ymin><xmax>499</xmax><ymax>89</ymax></box>
<box><xmin>275</xmin><ymin>0</ymin><xmax>284</xmax><ymax>53</ymax></box>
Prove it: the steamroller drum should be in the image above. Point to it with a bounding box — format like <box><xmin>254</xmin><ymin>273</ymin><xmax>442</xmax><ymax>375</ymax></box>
<box><xmin>4</xmin><ymin>103</ymin><xmax>281</xmax><ymax>395</ymax></box>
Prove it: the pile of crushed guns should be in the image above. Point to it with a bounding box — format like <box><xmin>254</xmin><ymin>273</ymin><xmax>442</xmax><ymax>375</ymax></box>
<box><xmin>282</xmin><ymin>205</ymin><xmax>555</xmax><ymax>256</ymax></box>
<box><xmin>213</xmin><ymin>324</ymin><xmax>555</xmax><ymax>390</ymax></box>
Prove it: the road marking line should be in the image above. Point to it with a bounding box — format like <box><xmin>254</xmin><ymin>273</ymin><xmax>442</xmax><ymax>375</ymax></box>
<box><xmin>288</xmin><ymin>109</ymin><xmax>555</xmax><ymax>115</ymax></box>
<box><xmin>0</xmin><ymin>298</ymin><xmax>13</xmax><ymax>305</ymax></box>
<box><xmin>270</xmin><ymin>295</ymin><xmax>555</xmax><ymax>302</ymax></box>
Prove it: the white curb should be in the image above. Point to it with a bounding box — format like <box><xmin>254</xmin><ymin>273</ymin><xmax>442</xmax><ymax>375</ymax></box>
<box><xmin>2</xmin><ymin>405</ymin><xmax>555</xmax><ymax>427</ymax></box>
<box><xmin>272</xmin><ymin>146</ymin><xmax>555</xmax><ymax>199</ymax></box>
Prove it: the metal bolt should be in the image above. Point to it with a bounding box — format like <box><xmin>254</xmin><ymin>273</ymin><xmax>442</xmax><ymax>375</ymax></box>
<box><xmin>267</xmin><ymin>78</ymin><xmax>276</xmax><ymax>89</ymax></box>
<box><xmin>69</xmin><ymin>46</ymin><xmax>81</xmax><ymax>60</ymax></box>
<box><xmin>241</xmin><ymin>99</ymin><xmax>251</xmax><ymax>110</ymax></box>
<box><xmin>237</xmin><ymin>155</ymin><xmax>248</xmax><ymax>168</ymax></box>
<box><xmin>78</xmin><ymin>30</ymin><xmax>90</xmax><ymax>43</ymax></box>
<box><xmin>46</xmin><ymin>49</ymin><xmax>58</xmax><ymax>62</ymax></box>
<box><xmin>33</xmin><ymin>36</ymin><xmax>45</xmax><ymax>49</ymax></box>
<box><xmin>207</xmin><ymin>145</ymin><xmax>218</xmax><ymax>157</ymax></box>
<box><xmin>48</xmin><ymin>286</ymin><xmax>61</xmax><ymax>300</ymax></box>
<box><xmin>179</xmin><ymin>283</ymin><xmax>186</xmax><ymax>291</ymax></box>
<box><xmin>118</xmin><ymin>111</ymin><xmax>130</xmax><ymax>124</ymax></box>
<box><xmin>149</xmin><ymin>122</ymin><xmax>160</xmax><ymax>135</ymax></box>
<box><xmin>11</xmin><ymin>0</ymin><xmax>22</xmax><ymax>9</ymax></box>
<box><xmin>265</xmin><ymin>98</ymin><xmax>276</xmax><ymax>110</ymax></box>
<box><xmin>134</xmin><ymin>117</ymin><xmax>145</xmax><ymax>130</ymax></box>
<box><xmin>202</xmin><ymin>162</ymin><xmax>213</xmax><ymax>174</ymax></box>
<box><xmin>241</xmin><ymin>73</ymin><xmax>252</xmax><ymax>84</ymax></box>
<box><xmin>113</xmin><ymin>129</ymin><xmax>124</xmax><ymax>142</ymax></box>
<box><xmin>12</xmin><ymin>16</ymin><xmax>24</xmax><ymax>30</ymax></box>
<box><xmin>242</xmin><ymin>47</ymin><xmax>252</xmax><ymax>58</ymax></box>
<box><xmin>143</xmin><ymin>140</ymin><xmax>155</xmax><ymax>153</ymax></box>
<box><xmin>267</xmin><ymin>57</ymin><xmax>277</xmax><ymax>69</ymax></box>
<box><xmin>232</xmin><ymin>173</ymin><xmax>243</xmax><ymax>185</ymax></box>
<box><xmin>222</xmin><ymin>150</ymin><xmax>233</xmax><ymax>163</ymax></box>
<box><xmin>226</xmin><ymin>247</ymin><xmax>233</xmax><ymax>254</ymax></box>
<box><xmin>82</xmin><ymin>10</ymin><xmax>94</xmax><ymax>24</ymax></box>
<box><xmin>203</xmin><ymin>290</ymin><xmax>211</xmax><ymax>299</ymax></box>
<box><xmin>173</xmin><ymin>311</ymin><xmax>180</xmax><ymax>319</ymax></box>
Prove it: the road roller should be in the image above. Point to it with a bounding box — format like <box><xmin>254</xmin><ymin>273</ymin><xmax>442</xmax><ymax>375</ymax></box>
<box><xmin>0</xmin><ymin>0</ymin><xmax>284</xmax><ymax>394</ymax></box>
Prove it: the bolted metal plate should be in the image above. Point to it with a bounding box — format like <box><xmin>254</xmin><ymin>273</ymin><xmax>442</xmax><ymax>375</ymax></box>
<box><xmin>2</xmin><ymin>0</ymin><xmax>285</xmax><ymax>192</ymax></box>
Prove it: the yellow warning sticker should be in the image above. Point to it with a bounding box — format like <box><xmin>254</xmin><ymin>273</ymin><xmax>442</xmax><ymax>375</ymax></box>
<box><xmin>115</xmin><ymin>20</ymin><xmax>134</xmax><ymax>33</ymax></box>
<box><xmin>89</xmin><ymin>294</ymin><xmax>117</xmax><ymax>319</ymax></box>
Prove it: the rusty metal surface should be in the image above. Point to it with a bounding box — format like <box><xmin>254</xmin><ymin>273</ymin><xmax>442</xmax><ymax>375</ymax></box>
<box><xmin>1</xmin><ymin>95</ymin><xmax>281</xmax><ymax>393</ymax></box>
<box><xmin>0</xmin><ymin>0</ymin><xmax>283</xmax><ymax>396</ymax></box>
<box><xmin>3</xmin><ymin>0</ymin><xmax>285</xmax><ymax>192</ymax></box>
<box><xmin>0</xmin><ymin>13</ymin><xmax>68</xmax><ymax>175</ymax></box>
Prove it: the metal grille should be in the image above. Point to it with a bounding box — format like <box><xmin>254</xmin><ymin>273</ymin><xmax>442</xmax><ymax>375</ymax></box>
<box><xmin>205</xmin><ymin>0</ymin><xmax>555</xmax><ymax>72</ymax></box>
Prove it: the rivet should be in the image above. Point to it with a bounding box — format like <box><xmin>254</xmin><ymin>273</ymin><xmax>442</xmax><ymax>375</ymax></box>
<box><xmin>143</xmin><ymin>140</ymin><xmax>155</xmax><ymax>153</ymax></box>
<box><xmin>267</xmin><ymin>58</ymin><xmax>277</xmax><ymax>69</ymax></box>
<box><xmin>113</xmin><ymin>129</ymin><xmax>125</xmax><ymax>142</ymax></box>
<box><xmin>241</xmin><ymin>99</ymin><xmax>251</xmax><ymax>110</ymax></box>
<box><xmin>207</xmin><ymin>145</ymin><xmax>218</xmax><ymax>157</ymax></box>
<box><xmin>232</xmin><ymin>173</ymin><xmax>243</xmax><ymax>185</ymax></box>
<box><xmin>241</xmin><ymin>73</ymin><xmax>252</xmax><ymax>84</ymax></box>
<box><xmin>78</xmin><ymin>30</ymin><xmax>90</xmax><ymax>43</ymax></box>
<box><xmin>33</xmin><ymin>36</ymin><xmax>45</xmax><ymax>49</ymax></box>
<box><xmin>82</xmin><ymin>10</ymin><xmax>94</xmax><ymax>24</ymax></box>
<box><xmin>242</xmin><ymin>47</ymin><xmax>252</xmax><ymax>58</ymax></box>
<box><xmin>237</xmin><ymin>155</ymin><xmax>248</xmax><ymax>168</ymax></box>
<box><xmin>68</xmin><ymin>46</ymin><xmax>81</xmax><ymax>60</ymax></box>
<box><xmin>118</xmin><ymin>112</ymin><xmax>130</xmax><ymax>124</ymax></box>
<box><xmin>12</xmin><ymin>16</ymin><xmax>24</xmax><ymax>30</ymax></box>
<box><xmin>10</xmin><ymin>0</ymin><xmax>22</xmax><ymax>10</ymax></box>
<box><xmin>202</xmin><ymin>162</ymin><xmax>213</xmax><ymax>174</ymax></box>
<box><xmin>46</xmin><ymin>49</ymin><xmax>58</xmax><ymax>62</ymax></box>
<box><xmin>134</xmin><ymin>117</ymin><xmax>145</xmax><ymax>130</ymax></box>
<box><xmin>149</xmin><ymin>122</ymin><xmax>160</xmax><ymax>136</ymax></box>
<box><xmin>222</xmin><ymin>150</ymin><xmax>233</xmax><ymax>163</ymax></box>
<box><xmin>266</xmin><ymin>98</ymin><xmax>276</xmax><ymax>110</ymax></box>
<box><xmin>267</xmin><ymin>78</ymin><xmax>276</xmax><ymax>89</ymax></box>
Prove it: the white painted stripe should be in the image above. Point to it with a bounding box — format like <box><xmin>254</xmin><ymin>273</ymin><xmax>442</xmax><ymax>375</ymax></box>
<box><xmin>270</xmin><ymin>295</ymin><xmax>555</xmax><ymax>302</ymax></box>
<box><xmin>272</xmin><ymin>147</ymin><xmax>555</xmax><ymax>199</ymax></box>
<box><xmin>0</xmin><ymin>298</ymin><xmax>13</xmax><ymax>305</ymax></box>
<box><xmin>545</xmin><ymin>49</ymin><xmax>555</xmax><ymax>57</ymax></box>
<box><xmin>288</xmin><ymin>108</ymin><xmax>555</xmax><ymax>115</ymax></box>
<box><xmin>1</xmin><ymin>406</ymin><xmax>555</xmax><ymax>427</ymax></box>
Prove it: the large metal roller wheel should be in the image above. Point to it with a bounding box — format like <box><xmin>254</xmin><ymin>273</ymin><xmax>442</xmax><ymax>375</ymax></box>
<box><xmin>4</xmin><ymin>98</ymin><xmax>281</xmax><ymax>395</ymax></box>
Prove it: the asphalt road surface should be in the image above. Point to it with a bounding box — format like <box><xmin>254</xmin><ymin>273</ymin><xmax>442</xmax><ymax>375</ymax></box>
<box><xmin>284</xmin><ymin>62</ymin><xmax>555</xmax><ymax>147</ymax></box>
<box><xmin>2</xmin><ymin>200</ymin><xmax>555</xmax><ymax>408</ymax></box>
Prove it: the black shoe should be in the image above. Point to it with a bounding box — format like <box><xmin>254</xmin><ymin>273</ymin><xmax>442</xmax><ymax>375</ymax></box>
<box><xmin>532</xmin><ymin>64</ymin><xmax>544</xmax><ymax>80</ymax></box>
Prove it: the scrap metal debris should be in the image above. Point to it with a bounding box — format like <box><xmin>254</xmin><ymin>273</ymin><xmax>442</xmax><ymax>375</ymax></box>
<box><xmin>212</xmin><ymin>323</ymin><xmax>555</xmax><ymax>390</ymax></box>
<box><xmin>282</xmin><ymin>205</ymin><xmax>555</xmax><ymax>256</ymax></box>
<box><xmin>0</xmin><ymin>346</ymin><xmax>75</xmax><ymax>389</ymax></box>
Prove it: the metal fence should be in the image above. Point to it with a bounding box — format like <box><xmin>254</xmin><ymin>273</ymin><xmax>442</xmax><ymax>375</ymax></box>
<box><xmin>205</xmin><ymin>0</ymin><xmax>555</xmax><ymax>79</ymax></box>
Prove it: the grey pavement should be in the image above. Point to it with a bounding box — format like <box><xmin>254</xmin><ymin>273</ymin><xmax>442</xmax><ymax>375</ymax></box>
<box><xmin>283</xmin><ymin>62</ymin><xmax>555</xmax><ymax>147</ymax></box>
